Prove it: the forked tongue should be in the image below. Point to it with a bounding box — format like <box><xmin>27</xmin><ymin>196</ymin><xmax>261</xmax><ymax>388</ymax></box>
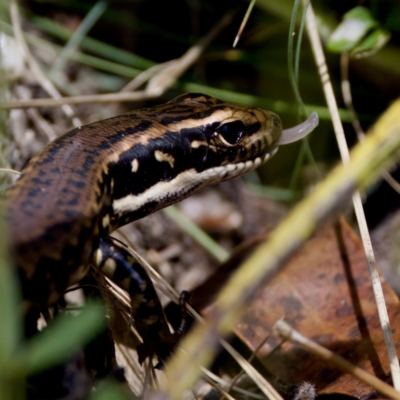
<box><xmin>277</xmin><ymin>111</ymin><xmax>319</xmax><ymax>145</ymax></box>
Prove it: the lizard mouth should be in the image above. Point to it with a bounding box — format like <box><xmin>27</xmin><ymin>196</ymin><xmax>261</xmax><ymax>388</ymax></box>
<box><xmin>219</xmin><ymin>150</ymin><xmax>278</xmax><ymax>180</ymax></box>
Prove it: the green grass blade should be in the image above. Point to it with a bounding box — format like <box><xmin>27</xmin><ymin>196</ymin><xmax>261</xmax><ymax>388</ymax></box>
<box><xmin>14</xmin><ymin>302</ymin><xmax>106</xmax><ymax>376</ymax></box>
<box><xmin>163</xmin><ymin>205</ymin><xmax>229</xmax><ymax>263</ymax></box>
<box><xmin>50</xmin><ymin>0</ymin><xmax>110</xmax><ymax>76</ymax></box>
<box><xmin>28</xmin><ymin>14</ymin><xmax>154</xmax><ymax>70</ymax></box>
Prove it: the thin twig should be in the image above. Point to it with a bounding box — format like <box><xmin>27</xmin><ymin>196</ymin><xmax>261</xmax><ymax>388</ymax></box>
<box><xmin>205</xmin><ymin>369</ymin><xmax>267</xmax><ymax>400</ymax></box>
<box><xmin>14</xmin><ymin>85</ymin><xmax>57</xmax><ymax>142</ymax></box>
<box><xmin>340</xmin><ymin>53</ymin><xmax>364</xmax><ymax>142</ymax></box>
<box><xmin>382</xmin><ymin>171</ymin><xmax>400</xmax><ymax>194</ymax></box>
<box><xmin>222</xmin><ymin>331</ymin><xmax>274</xmax><ymax>400</ymax></box>
<box><xmin>218</xmin><ymin>341</ymin><xmax>284</xmax><ymax>400</ymax></box>
<box><xmin>274</xmin><ymin>320</ymin><xmax>400</xmax><ymax>400</ymax></box>
<box><xmin>202</xmin><ymin>373</ymin><xmax>237</xmax><ymax>400</ymax></box>
<box><xmin>0</xmin><ymin>91</ymin><xmax>158</xmax><ymax>109</ymax></box>
<box><xmin>233</xmin><ymin>0</ymin><xmax>256</xmax><ymax>48</ymax></box>
<box><xmin>340</xmin><ymin>52</ymin><xmax>400</xmax><ymax>196</ymax></box>
<box><xmin>121</xmin><ymin>62</ymin><xmax>174</xmax><ymax>93</ymax></box>
<box><xmin>145</xmin><ymin>10</ymin><xmax>235</xmax><ymax>96</ymax></box>
<box><xmin>0</xmin><ymin>168</ymin><xmax>21</xmax><ymax>176</ymax></box>
<box><xmin>304</xmin><ymin>1</ymin><xmax>400</xmax><ymax>390</ymax></box>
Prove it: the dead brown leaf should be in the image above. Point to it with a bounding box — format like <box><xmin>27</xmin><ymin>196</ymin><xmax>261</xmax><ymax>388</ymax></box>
<box><xmin>234</xmin><ymin>218</ymin><xmax>400</xmax><ymax>398</ymax></box>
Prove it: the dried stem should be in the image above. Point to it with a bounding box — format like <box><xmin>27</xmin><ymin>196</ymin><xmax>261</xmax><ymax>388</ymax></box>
<box><xmin>304</xmin><ymin>1</ymin><xmax>400</xmax><ymax>390</ymax></box>
<box><xmin>274</xmin><ymin>320</ymin><xmax>400</xmax><ymax>400</ymax></box>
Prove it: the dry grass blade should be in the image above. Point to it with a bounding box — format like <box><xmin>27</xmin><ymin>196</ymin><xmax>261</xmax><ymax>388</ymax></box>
<box><xmin>341</xmin><ymin>52</ymin><xmax>400</xmax><ymax>196</ymax></box>
<box><xmin>221</xmin><ymin>331</ymin><xmax>274</xmax><ymax>398</ymax></box>
<box><xmin>0</xmin><ymin>168</ymin><xmax>21</xmax><ymax>176</ymax></box>
<box><xmin>2</xmin><ymin>10</ymin><xmax>233</xmax><ymax>111</ymax></box>
<box><xmin>12</xmin><ymin>85</ymin><xmax>57</xmax><ymax>141</ymax></box>
<box><xmin>115</xmin><ymin>342</ymin><xmax>145</xmax><ymax>395</ymax></box>
<box><xmin>94</xmin><ymin>273</ymin><xmax>149</xmax><ymax>394</ymax></box>
<box><xmin>203</xmin><ymin>369</ymin><xmax>268</xmax><ymax>400</ymax></box>
<box><xmin>121</xmin><ymin>62</ymin><xmax>174</xmax><ymax>93</ymax></box>
<box><xmin>233</xmin><ymin>0</ymin><xmax>256</xmax><ymax>48</ymax></box>
<box><xmin>274</xmin><ymin>320</ymin><xmax>400</xmax><ymax>400</ymax></box>
<box><xmin>382</xmin><ymin>170</ymin><xmax>400</xmax><ymax>194</ymax></box>
<box><xmin>304</xmin><ymin>1</ymin><xmax>400</xmax><ymax>390</ymax></box>
<box><xmin>106</xmin><ymin>236</ymin><xmax>281</xmax><ymax>398</ymax></box>
<box><xmin>0</xmin><ymin>90</ymin><xmax>158</xmax><ymax>109</ymax></box>
<box><xmin>117</xmin><ymin>241</ymin><xmax>181</xmax><ymax>303</ymax></box>
<box><xmin>202</xmin><ymin>372</ymin><xmax>237</xmax><ymax>400</ymax></box>
<box><xmin>122</xmin><ymin>10</ymin><xmax>235</xmax><ymax>96</ymax></box>
<box><xmin>145</xmin><ymin>10</ymin><xmax>235</xmax><ymax>95</ymax></box>
<box><xmin>218</xmin><ymin>341</ymin><xmax>284</xmax><ymax>400</ymax></box>
<box><xmin>9</xmin><ymin>0</ymin><xmax>81</xmax><ymax>126</ymax></box>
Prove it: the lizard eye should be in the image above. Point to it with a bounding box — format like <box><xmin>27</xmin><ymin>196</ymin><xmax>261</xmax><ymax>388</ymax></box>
<box><xmin>216</xmin><ymin>121</ymin><xmax>246</xmax><ymax>145</ymax></box>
